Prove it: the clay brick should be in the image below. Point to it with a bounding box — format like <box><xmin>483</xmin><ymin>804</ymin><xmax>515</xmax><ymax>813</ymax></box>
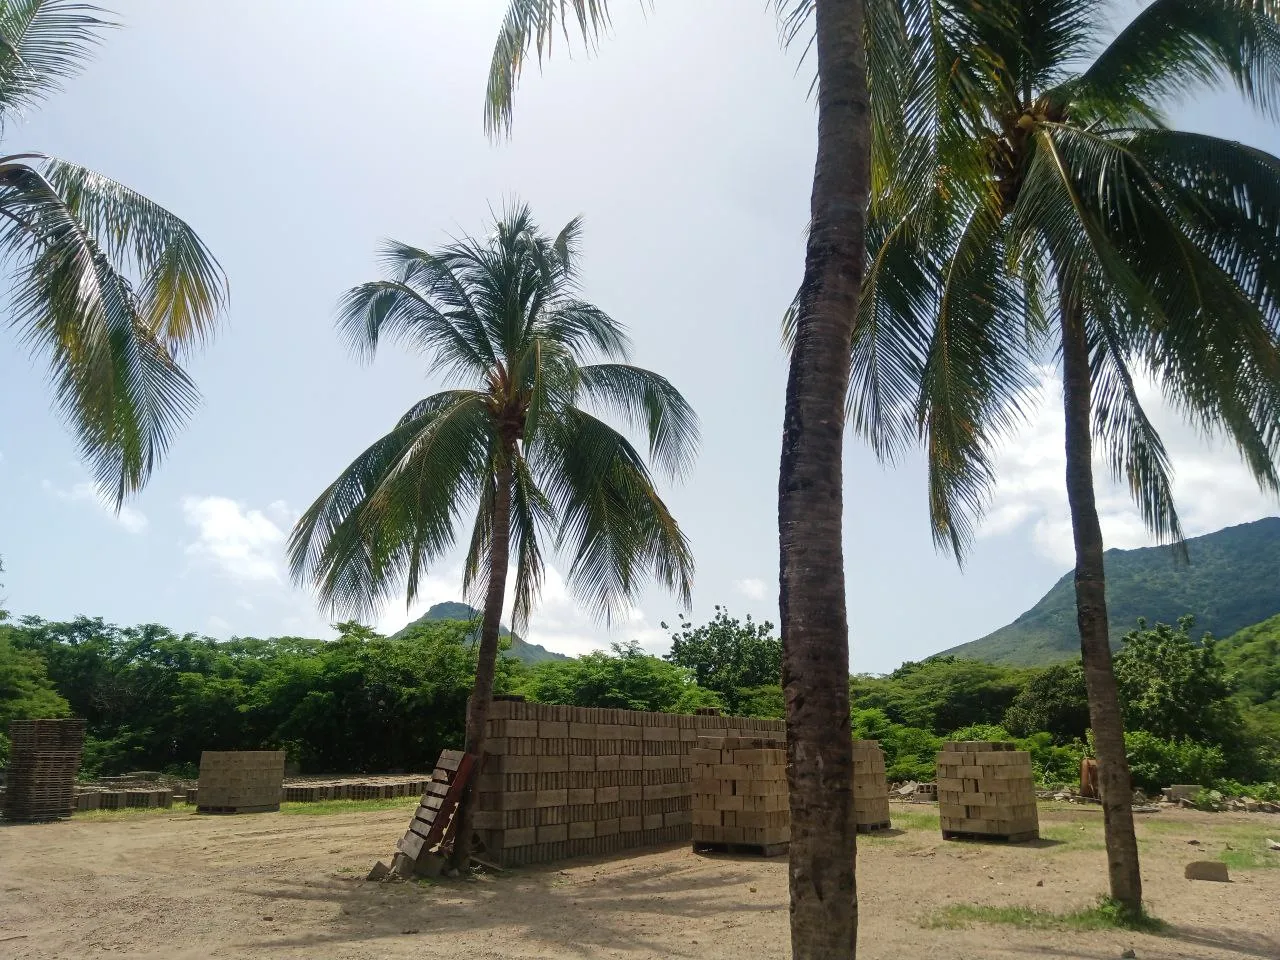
<box><xmin>539</xmin><ymin>721</ymin><xmax>569</xmax><ymax>739</ymax></box>
<box><xmin>568</xmin><ymin>788</ymin><xmax>595</xmax><ymax>805</ymax></box>
<box><xmin>620</xmin><ymin>815</ymin><xmax>643</xmax><ymax>832</ymax></box>
<box><xmin>595</xmin><ymin>755</ymin><xmax>620</xmax><ymax>772</ymax></box>
<box><xmin>537</xmin><ymin>824</ymin><xmax>569</xmax><ymax>843</ymax></box>
<box><xmin>643</xmin><ymin>813</ymin><xmax>664</xmax><ymax>830</ymax></box>
<box><xmin>537</xmin><ymin>755</ymin><xmax>569</xmax><ymax>773</ymax></box>
<box><xmin>596</xmin><ymin>818</ymin><xmax>620</xmax><ymax>836</ymax></box>
<box><xmin>595</xmin><ymin>785</ymin><xmax>619</xmax><ymax>803</ymax></box>
<box><xmin>569</xmin><ymin>820</ymin><xmax>596</xmax><ymax>840</ymax></box>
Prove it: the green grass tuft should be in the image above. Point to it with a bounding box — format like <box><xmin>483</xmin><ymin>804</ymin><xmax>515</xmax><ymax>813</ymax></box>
<box><xmin>926</xmin><ymin>897</ymin><xmax>1166</xmax><ymax>933</ymax></box>
<box><xmin>278</xmin><ymin>797</ymin><xmax>417</xmax><ymax>816</ymax></box>
<box><xmin>884</xmin><ymin>810</ymin><xmax>939</xmax><ymax>832</ymax></box>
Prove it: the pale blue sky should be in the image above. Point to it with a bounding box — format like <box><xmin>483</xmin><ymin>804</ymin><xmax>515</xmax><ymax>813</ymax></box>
<box><xmin>0</xmin><ymin>0</ymin><xmax>1276</xmax><ymax>673</ymax></box>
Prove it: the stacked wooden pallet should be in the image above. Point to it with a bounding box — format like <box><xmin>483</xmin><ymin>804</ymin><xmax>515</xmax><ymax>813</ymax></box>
<box><xmin>936</xmin><ymin>741</ymin><xmax>1039</xmax><ymax>842</ymax></box>
<box><xmin>473</xmin><ymin>701</ymin><xmax>786</xmax><ymax>867</ymax></box>
<box><xmin>3</xmin><ymin>719</ymin><xmax>86</xmax><ymax>822</ymax></box>
<box><xmin>852</xmin><ymin>739</ymin><xmax>891</xmax><ymax>832</ymax></box>
<box><xmin>691</xmin><ymin>735</ymin><xmax>789</xmax><ymax>855</ymax></box>
<box><xmin>196</xmin><ymin>750</ymin><xmax>285</xmax><ymax>814</ymax></box>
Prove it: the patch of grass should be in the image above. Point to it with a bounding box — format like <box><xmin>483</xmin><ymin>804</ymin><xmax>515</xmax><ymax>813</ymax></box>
<box><xmin>1217</xmin><ymin>829</ymin><xmax>1280</xmax><ymax>870</ymax></box>
<box><xmin>926</xmin><ymin>898</ymin><xmax>1167</xmax><ymax>934</ymax></box>
<box><xmin>886</xmin><ymin>810</ymin><xmax>939</xmax><ymax>832</ymax></box>
<box><xmin>279</xmin><ymin>798</ymin><xmax>416</xmax><ymax>816</ymax></box>
<box><xmin>1040</xmin><ymin>823</ymin><xmax>1106</xmax><ymax>851</ymax></box>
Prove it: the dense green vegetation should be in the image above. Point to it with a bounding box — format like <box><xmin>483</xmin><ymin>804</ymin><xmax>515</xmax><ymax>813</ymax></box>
<box><xmin>1</xmin><ymin>606</ymin><xmax>1275</xmax><ymax>796</ymax></box>
<box><xmin>944</xmin><ymin>518</ymin><xmax>1280</xmax><ymax>665</ymax></box>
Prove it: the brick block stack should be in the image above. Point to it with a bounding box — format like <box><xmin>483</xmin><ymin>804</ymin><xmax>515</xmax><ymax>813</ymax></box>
<box><xmin>691</xmin><ymin>736</ymin><xmax>789</xmax><ymax>853</ymax></box>
<box><xmin>2</xmin><ymin>719</ymin><xmax>86</xmax><ymax>822</ymax></box>
<box><xmin>852</xmin><ymin>739</ymin><xmax>891</xmax><ymax>832</ymax></box>
<box><xmin>196</xmin><ymin>750</ymin><xmax>285</xmax><ymax>814</ymax></box>
<box><xmin>474</xmin><ymin>702</ymin><xmax>785</xmax><ymax>866</ymax></box>
<box><xmin>936</xmin><ymin>741</ymin><xmax>1039</xmax><ymax>841</ymax></box>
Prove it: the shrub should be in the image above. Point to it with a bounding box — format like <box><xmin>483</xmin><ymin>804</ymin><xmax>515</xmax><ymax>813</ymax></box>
<box><xmin>1124</xmin><ymin>731</ymin><xmax>1225</xmax><ymax>792</ymax></box>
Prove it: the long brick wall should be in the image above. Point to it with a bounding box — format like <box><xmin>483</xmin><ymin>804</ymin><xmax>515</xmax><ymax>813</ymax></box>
<box><xmin>474</xmin><ymin>701</ymin><xmax>786</xmax><ymax>866</ymax></box>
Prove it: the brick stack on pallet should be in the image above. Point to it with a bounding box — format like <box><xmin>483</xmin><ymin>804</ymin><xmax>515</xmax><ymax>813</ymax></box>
<box><xmin>852</xmin><ymin>739</ymin><xmax>891</xmax><ymax>832</ymax></box>
<box><xmin>473</xmin><ymin>701</ymin><xmax>786</xmax><ymax>867</ymax></box>
<box><xmin>3</xmin><ymin>719</ymin><xmax>86</xmax><ymax>822</ymax></box>
<box><xmin>936</xmin><ymin>741</ymin><xmax>1039</xmax><ymax>842</ymax></box>
<box><xmin>691</xmin><ymin>736</ymin><xmax>789</xmax><ymax>855</ymax></box>
<box><xmin>196</xmin><ymin>750</ymin><xmax>285</xmax><ymax>814</ymax></box>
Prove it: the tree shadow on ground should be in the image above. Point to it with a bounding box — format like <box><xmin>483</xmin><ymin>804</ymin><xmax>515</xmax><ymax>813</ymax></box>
<box><xmin>1008</xmin><ymin>922</ymin><xmax>1280</xmax><ymax>960</ymax></box>
<box><xmin>244</xmin><ymin>844</ymin><xmax>782</xmax><ymax>958</ymax></box>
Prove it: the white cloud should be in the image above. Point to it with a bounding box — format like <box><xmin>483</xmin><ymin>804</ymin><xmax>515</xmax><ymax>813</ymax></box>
<box><xmin>49</xmin><ymin>480</ymin><xmax>149</xmax><ymax>534</ymax></box>
<box><xmin>980</xmin><ymin>368</ymin><xmax>1280</xmax><ymax>565</ymax></box>
<box><xmin>207</xmin><ymin>615</ymin><xmax>231</xmax><ymax>634</ymax></box>
<box><xmin>734</xmin><ymin>577</ymin><xmax>767</xmax><ymax>601</ymax></box>
<box><xmin>181</xmin><ymin>495</ymin><xmax>287</xmax><ymax>582</ymax></box>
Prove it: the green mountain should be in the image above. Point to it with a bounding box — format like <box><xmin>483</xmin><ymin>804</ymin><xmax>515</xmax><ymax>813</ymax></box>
<box><xmin>393</xmin><ymin>601</ymin><xmax>569</xmax><ymax>665</ymax></box>
<box><xmin>942</xmin><ymin>517</ymin><xmax>1280</xmax><ymax>666</ymax></box>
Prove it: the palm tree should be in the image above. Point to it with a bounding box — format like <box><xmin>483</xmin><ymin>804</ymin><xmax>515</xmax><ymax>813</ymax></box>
<box><xmin>288</xmin><ymin>204</ymin><xmax>699</xmax><ymax>869</ymax></box>
<box><xmin>483</xmin><ymin>5</ymin><xmax>869</xmax><ymax>956</ymax></box>
<box><xmin>0</xmin><ymin>1</ymin><xmax>226</xmax><ymax>501</ymax></box>
<box><xmin>857</xmin><ymin>0</ymin><xmax>1280</xmax><ymax>914</ymax></box>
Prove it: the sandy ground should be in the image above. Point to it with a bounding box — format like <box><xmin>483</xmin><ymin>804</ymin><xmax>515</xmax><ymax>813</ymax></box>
<box><xmin>1</xmin><ymin>802</ymin><xmax>1277</xmax><ymax>960</ymax></box>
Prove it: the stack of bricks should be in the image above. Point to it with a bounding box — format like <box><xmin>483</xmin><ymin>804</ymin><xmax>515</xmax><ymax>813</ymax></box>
<box><xmin>474</xmin><ymin>701</ymin><xmax>785</xmax><ymax>866</ymax></box>
<box><xmin>852</xmin><ymin>739</ymin><xmax>891</xmax><ymax>832</ymax></box>
<box><xmin>691</xmin><ymin>736</ymin><xmax>789</xmax><ymax>853</ymax></box>
<box><xmin>936</xmin><ymin>741</ymin><xmax>1039</xmax><ymax>841</ymax></box>
<box><xmin>197</xmin><ymin>750</ymin><xmax>285</xmax><ymax>814</ymax></box>
<box><xmin>3</xmin><ymin>719</ymin><xmax>86</xmax><ymax>822</ymax></box>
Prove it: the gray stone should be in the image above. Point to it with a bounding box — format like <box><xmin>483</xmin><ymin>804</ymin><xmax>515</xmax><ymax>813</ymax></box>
<box><xmin>1184</xmin><ymin>860</ymin><xmax>1230</xmax><ymax>882</ymax></box>
<box><xmin>366</xmin><ymin>860</ymin><xmax>390</xmax><ymax>881</ymax></box>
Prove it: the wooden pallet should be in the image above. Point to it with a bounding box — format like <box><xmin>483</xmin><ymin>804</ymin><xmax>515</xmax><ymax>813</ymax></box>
<box><xmin>393</xmin><ymin>750</ymin><xmax>477</xmax><ymax>862</ymax></box>
<box><xmin>693</xmin><ymin>840</ymin><xmax>789</xmax><ymax>858</ymax></box>
<box><xmin>942</xmin><ymin>829</ymin><xmax>1039</xmax><ymax>843</ymax></box>
<box><xmin>856</xmin><ymin>820</ymin><xmax>892</xmax><ymax>834</ymax></box>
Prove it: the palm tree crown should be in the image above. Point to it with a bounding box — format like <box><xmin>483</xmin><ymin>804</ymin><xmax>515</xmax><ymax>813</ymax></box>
<box><xmin>860</xmin><ymin>0</ymin><xmax>1280</xmax><ymax>914</ymax></box>
<box><xmin>288</xmin><ymin>204</ymin><xmax>698</xmax><ymax>629</ymax></box>
<box><xmin>0</xmin><ymin>1</ymin><xmax>227</xmax><ymax>501</ymax></box>
<box><xmin>860</xmin><ymin>0</ymin><xmax>1280</xmax><ymax>552</ymax></box>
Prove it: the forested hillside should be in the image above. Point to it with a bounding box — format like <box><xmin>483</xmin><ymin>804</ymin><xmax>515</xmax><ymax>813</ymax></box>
<box><xmin>943</xmin><ymin>517</ymin><xmax>1280</xmax><ymax>665</ymax></box>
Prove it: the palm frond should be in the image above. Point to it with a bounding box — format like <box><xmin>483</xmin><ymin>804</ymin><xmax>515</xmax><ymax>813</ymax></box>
<box><xmin>1068</xmin><ymin>0</ymin><xmax>1280</xmax><ymax>121</ymax></box>
<box><xmin>41</xmin><ymin>159</ymin><xmax>227</xmax><ymax>350</ymax></box>
<box><xmin>288</xmin><ymin>391</ymin><xmax>494</xmax><ymax>617</ymax></box>
<box><xmin>485</xmin><ymin>0</ymin><xmax>621</xmax><ymax>136</ymax></box>
<box><xmin>576</xmin><ymin>362</ymin><xmax>700</xmax><ymax>480</ymax></box>
<box><xmin>533</xmin><ymin>405</ymin><xmax>693</xmax><ymax>620</ymax></box>
<box><xmin>918</xmin><ymin>196</ymin><xmax>1039</xmax><ymax>560</ymax></box>
<box><xmin>0</xmin><ymin>156</ymin><xmax>216</xmax><ymax>502</ymax></box>
<box><xmin>0</xmin><ymin>0</ymin><xmax>107</xmax><ymax>124</ymax></box>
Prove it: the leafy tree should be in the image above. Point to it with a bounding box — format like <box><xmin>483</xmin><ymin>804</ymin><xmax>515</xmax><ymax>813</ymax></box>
<box><xmin>518</xmin><ymin>640</ymin><xmax>720</xmax><ymax>713</ymax></box>
<box><xmin>0</xmin><ymin>613</ymin><xmax>70</xmax><ymax>764</ymax></box>
<box><xmin>1004</xmin><ymin>661</ymin><xmax>1090</xmax><ymax>741</ymax></box>
<box><xmin>288</xmin><ymin>204</ymin><xmax>697</xmax><ymax>868</ymax></box>
<box><xmin>860</xmin><ymin>0</ymin><xmax>1280</xmax><ymax>913</ymax></box>
<box><xmin>1124</xmin><ymin>731</ymin><xmax>1225</xmax><ymax>794</ymax></box>
<box><xmin>0</xmin><ymin>2</ymin><xmax>227</xmax><ymax>499</ymax></box>
<box><xmin>663</xmin><ymin>606</ymin><xmax>781</xmax><ymax>713</ymax></box>
<box><xmin>850</xmin><ymin>657</ymin><xmax>1025</xmax><ymax>732</ymax></box>
<box><xmin>1114</xmin><ymin>617</ymin><xmax>1243</xmax><ymax>749</ymax></box>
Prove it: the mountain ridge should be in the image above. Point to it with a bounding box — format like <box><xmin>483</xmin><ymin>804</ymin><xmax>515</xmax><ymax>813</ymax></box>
<box><xmin>392</xmin><ymin>601</ymin><xmax>569</xmax><ymax>665</ymax></box>
<box><xmin>940</xmin><ymin>516</ymin><xmax>1280</xmax><ymax>666</ymax></box>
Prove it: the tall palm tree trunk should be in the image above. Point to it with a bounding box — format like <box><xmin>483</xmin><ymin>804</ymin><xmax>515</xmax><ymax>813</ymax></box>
<box><xmin>1059</xmin><ymin>292</ymin><xmax>1143</xmax><ymax>913</ymax></box>
<box><xmin>777</xmin><ymin>2</ymin><xmax>868</xmax><ymax>956</ymax></box>
<box><xmin>449</xmin><ymin>457</ymin><xmax>514</xmax><ymax>870</ymax></box>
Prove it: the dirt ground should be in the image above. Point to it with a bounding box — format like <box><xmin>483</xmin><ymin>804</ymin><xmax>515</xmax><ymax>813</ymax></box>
<box><xmin>1</xmin><ymin>801</ymin><xmax>1277</xmax><ymax>960</ymax></box>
